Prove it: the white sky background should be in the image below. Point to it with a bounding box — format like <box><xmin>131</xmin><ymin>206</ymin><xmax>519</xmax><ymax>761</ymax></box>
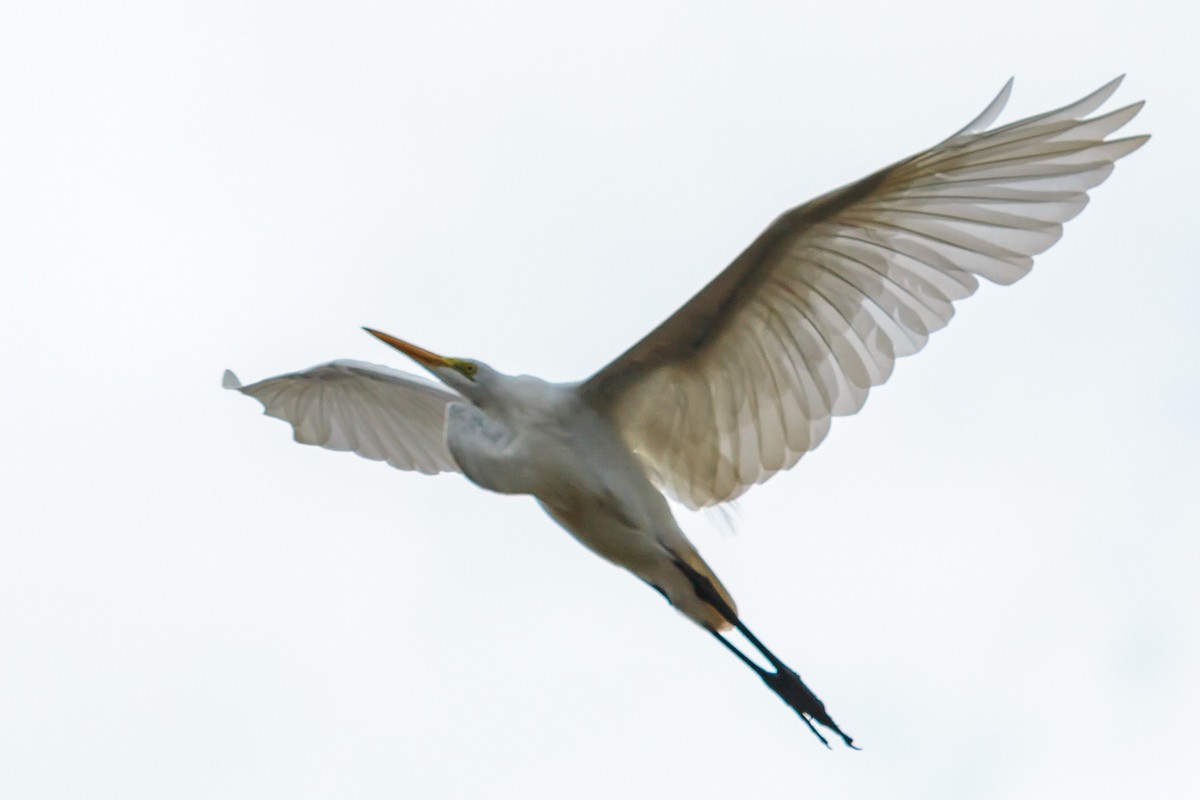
<box><xmin>1</xmin><ymin>1</ymin><xmax>1196</xmax><ymax>797</ymax></box>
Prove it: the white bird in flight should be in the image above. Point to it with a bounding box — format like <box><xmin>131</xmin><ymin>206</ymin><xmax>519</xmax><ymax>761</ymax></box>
<box><xmin>226</xmin><ymin>78</ymin><xmax>1146</xmax><ymax>748</ymax></box>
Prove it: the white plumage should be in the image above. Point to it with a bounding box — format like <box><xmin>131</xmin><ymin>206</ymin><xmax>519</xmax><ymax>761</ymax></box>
<box><xmin>580</xmin><ymin>77</ymin><xmax>1144</xmax><ymax>508</ymax></box>
<box><xmin>227</xmin><ymin>79</ymin><xmax>1146</xmax><ymax>747</ymax></box>
<box><xmin>224</xmin><ymin>361</ymin><xmax>459</xmax><ymax>474</ymax></box>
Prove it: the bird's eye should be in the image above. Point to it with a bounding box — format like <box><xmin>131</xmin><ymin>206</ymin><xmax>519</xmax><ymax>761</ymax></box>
<box><xmin>460</xmin><ymin>362</ymin><xmax>478</xmax><ymax>378</ymax></box>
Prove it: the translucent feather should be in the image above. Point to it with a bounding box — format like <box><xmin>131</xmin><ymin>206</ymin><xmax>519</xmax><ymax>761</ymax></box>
<box><xmin>583</xmin><ymin>79</ymin><xmax>1147</xmax><ymax>509</ymax></box>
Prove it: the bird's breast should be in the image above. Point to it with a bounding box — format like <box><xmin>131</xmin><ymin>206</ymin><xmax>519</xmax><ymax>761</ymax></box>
<box><xmin>445</xmin><ymin>403</ymin><xmax>580</xmax><ymax>497</ymax></box>
<box><xmin>445</xmin><ymin>399</ymin><xmax>655</xmax><ymax>512</ymax></box>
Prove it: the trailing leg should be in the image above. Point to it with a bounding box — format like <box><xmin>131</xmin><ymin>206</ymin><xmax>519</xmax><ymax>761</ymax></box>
<box><xmin>670</xmin><ymin>554</ymin><xmax>857</xmax><ymax>749</ymax></box>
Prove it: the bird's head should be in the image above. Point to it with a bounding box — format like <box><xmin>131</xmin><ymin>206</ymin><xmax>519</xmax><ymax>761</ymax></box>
<box><xmin>363</xmin><ymin>327</ymin><xmax>495</xmax><ymax>402</ymax></box>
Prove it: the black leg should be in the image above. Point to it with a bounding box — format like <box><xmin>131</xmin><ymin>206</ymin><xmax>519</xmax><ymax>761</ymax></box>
<box><xmin>670</xmin><ymin>554</ymin><xmax>858</xmax><ymax>749</ymax></box>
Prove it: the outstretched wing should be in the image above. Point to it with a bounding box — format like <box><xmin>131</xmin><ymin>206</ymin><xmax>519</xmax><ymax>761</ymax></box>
<box><xmin>582</xmin><ymin>78</ymin><xmax>1147</xmax><ymax>509</ymax></box>
<box><xmin>225</xmin><ymin>359</ymin><xmax>461</xmax><ymax>474</ymax></box>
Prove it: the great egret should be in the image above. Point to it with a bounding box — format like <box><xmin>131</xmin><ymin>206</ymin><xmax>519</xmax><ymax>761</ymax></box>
<box><xmin>225</xmin><ymin>78</ymin><xmax>1146</xmax><ymax>748</ymax></box>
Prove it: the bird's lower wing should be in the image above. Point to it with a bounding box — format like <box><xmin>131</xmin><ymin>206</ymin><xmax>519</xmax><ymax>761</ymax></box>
<box><xmin>225</xmin><ymin>359</ymin><xmax>462</xmax><ymax>475</ymax></box>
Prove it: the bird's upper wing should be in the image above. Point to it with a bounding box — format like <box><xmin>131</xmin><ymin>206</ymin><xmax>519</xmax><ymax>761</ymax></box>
<box><xmin>224</xmin><ymin>359</ymin><xmax>461</xmax><ymax>474</ymax></box>
<box><xmin>581</xmin><ymin>78</ymin><xmax>1147</xmax><ymax>509</ymax></box>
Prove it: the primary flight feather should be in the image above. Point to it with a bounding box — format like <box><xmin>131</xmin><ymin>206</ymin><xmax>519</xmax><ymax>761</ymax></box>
<box><xmin>227</xmin><ymin>78</ymin><xmax>1146</xmax><ymax>747</ymax></box>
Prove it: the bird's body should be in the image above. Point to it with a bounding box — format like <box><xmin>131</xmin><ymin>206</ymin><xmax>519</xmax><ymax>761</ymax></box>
<box><xmin>444</xmin><ymin>373</ymin><xmax>737</xmax><ymax>630</ymax></box>
<box><xmin>226</xmin><ymin>78</ymin><xmax>1147</xmax><ymax>747</ymax></box>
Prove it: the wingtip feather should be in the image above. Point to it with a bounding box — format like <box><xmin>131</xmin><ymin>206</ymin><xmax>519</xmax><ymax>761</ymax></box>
<box><xmin>222</xmin><ymin>369</ymin><xmax>243</xmax><ymax>390</ymax></box>
<box><xmin>1117</xmin><ymin>133</ymin><xmax>1152</xmax><ymax>156</ymax></box>
<box><xmin>954</xmin><ymin>78</ymin><xmax>1014</xmax><ymax>137</ymax></box>
<box><xmin>1086</xmin><ymin>74</ymin><xmax>1125</xmax><ymax>110</ymax></box>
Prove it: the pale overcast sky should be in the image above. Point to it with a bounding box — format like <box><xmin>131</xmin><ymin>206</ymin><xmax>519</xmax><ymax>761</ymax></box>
<box><xmin>2</xmin><ymin>2</ymin><xmax>1196</xmax><ymax>798</ymax></box>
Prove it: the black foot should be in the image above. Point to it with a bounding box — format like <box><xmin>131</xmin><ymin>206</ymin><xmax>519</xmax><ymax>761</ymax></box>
<box><xmin>756</xmin><ymin>655</ymin><xmax>857</xmax><ymax>749</ymax></box>
<box><xmin>670</xmin><ymin>553</ymin><xmax>858</xmax><ymax>749</ymax></box>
